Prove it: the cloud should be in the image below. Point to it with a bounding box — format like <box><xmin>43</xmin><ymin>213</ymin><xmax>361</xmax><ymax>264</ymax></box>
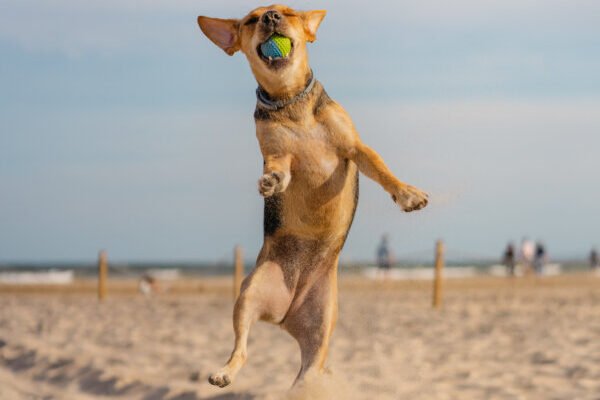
<box><xmin>0</xmin><ymin>0</ymin><xmax>245</xmax><ymax>55</ymax></box>
<box><xmin>2</xmin><ymin>0</ymin><xmax>599</xmax><ymax>55</ymax></box>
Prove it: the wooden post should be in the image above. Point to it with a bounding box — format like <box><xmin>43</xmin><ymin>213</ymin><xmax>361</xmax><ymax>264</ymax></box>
<box><xmin>98</xmin><ymin>250</ymin><xmax>108</xmax><ymax>301</ymax></box>
<box><xmin>433</xmin><ymin>240</ymin><xmax>445</xmax><ymax>309</ymax></box>
<box><xmin>233</xmin><ymin>245</ymin><xmax>243</xmax><ymax>300</ymax></box>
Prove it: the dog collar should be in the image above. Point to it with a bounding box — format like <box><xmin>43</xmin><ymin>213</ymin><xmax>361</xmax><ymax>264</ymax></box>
<box><xmin>256</xmin><ymin>71</ymin><xmax>316</xmax><ymax>111</ymax></box>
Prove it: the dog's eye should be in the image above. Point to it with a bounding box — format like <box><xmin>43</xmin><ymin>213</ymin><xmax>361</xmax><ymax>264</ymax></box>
<box><xmin>283</xmin><ymin>13</ymin><xmax>295</xmax><ymax>17</ymax></box>
<box><xmin>244</xmin><ymin>16</ymin><xmax>259</xmax><ymax>26</ymax></box>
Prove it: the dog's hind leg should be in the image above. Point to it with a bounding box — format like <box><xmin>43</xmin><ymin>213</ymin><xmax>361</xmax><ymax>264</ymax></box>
<box><xmin>283</xmin><ymin>266</ymin><xmax>339</xmax><ymax>385</ymax></box>
<box><xmin>208</xmin><ymin>259</ymin><xmax>292</xmax><ymax>388</ymax></box>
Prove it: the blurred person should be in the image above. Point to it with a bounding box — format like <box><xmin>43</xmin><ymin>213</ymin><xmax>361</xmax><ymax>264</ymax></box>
<box><xmin>590</xmin><ymin>248</ymin><xmax>599</xmax><ymax>270</ymax></box>
<box><xmin>534</xmin><ymin>242</ymin><xmax>547</xmax><ymax>276</ymax></box>
<box><xmin>138</xmin><ymin>274</ymin><xmax>159</xmax><ymax>296</ymax></box>
<box><xmin>502</xmin><ymin>242</ymin><xmax>516</xmax><ymax>276</ymax></box>
<box><xmin>520</xmin><ymin>237</ymin><xmax>535</xmax><ymax>274</ymax></box>
<box><xmin>377</xmin><ymin>234</ymin><xmax>393</xmax><ymax>279</ymax></box>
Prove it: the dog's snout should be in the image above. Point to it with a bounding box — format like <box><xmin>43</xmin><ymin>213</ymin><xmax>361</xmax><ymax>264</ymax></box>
<box><xmin>262</xmin><ymin>10</ymin><xmax>282</xmax><ymax>26</ymax></box>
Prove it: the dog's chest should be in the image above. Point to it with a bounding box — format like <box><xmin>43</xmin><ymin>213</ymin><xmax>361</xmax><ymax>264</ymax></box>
<box><xmin>277</xmin><ymin>123</ymin><xmax>341</xmax><ymax>186</ymax></box>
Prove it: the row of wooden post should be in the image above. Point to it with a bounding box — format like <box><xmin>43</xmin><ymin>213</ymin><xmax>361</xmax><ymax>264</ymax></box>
<box><xmin>96</xmin><ymin>240</ymin><xmax>445</xmax><ymax>308</ymax></box>
<box><xmin>95</xmin><ymin>247</ymin><xmax>246</xmax><ymax>302</ymax></box>
<box><xmin>231</xmin><ymin>240</ymin><xmax>446</xmax><ymax>308</ymax></box>
<box><xmin>95</xmin><ymin>247</ymin><xmax>245</xmax><ymax>301</ymax></box>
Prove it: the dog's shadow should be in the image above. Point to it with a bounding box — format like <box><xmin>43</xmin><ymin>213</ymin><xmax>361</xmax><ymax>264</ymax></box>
<box><xmin>203</xmin><ymin>394</ymin><xmax>255</xmax><ymax>400</ymax></box>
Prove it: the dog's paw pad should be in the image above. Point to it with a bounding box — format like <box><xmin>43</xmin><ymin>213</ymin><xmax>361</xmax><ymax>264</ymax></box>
<box><xmin>208</xmin><ymin>372</ymin><xmax>231</xmax><ymax>388</ymax></box>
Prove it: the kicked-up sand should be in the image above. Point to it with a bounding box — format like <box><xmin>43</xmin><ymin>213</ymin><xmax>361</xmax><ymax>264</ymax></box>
<box><xmin>0</xmin><ymin>274</ymin><xmax>599</xmax><ymax>399</ymax></box>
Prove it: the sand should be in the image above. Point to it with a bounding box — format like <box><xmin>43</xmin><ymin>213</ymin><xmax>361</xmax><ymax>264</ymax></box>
<box><xmin>1</xmin><ymin>274</ymin><xmax>599</xmax><ymax>399</ymax></box>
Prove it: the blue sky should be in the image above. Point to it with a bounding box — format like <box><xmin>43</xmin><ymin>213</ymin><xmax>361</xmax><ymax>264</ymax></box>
<box><xmin>1</xmin><ymin>1</ymin><xmax>599</xmax><ymax>263</ymax></box>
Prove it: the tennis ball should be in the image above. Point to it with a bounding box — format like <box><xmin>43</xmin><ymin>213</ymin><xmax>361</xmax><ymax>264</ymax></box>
<box><xmin>260</xmin><ymin>34</ymin><xmax>292</xmax><ymax>58</ymax></box>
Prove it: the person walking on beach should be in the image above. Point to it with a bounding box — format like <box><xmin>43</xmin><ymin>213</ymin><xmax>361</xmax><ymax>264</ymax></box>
<box><xmin>590</xmin><ymin>248</ymin><xmax>599</xmax><ymax>270</ymax></box>
<box><xmin>520</xmin><ymin>238</ymin><xmax>535</xmax><ymax>275</ymax></box>
<box><xmin>533</xmin><ymin>242</ymin><xmax>547</xmax><ymax>276</ymax></box>
<box><xmin>502</xmin><ymin>242</ymin><xmax>516</xmax><ymax>276</ymax></box>
<box><xmin>377</xmin><ymin>234</ymin><xmax>393</xmax><ymax>279</ymax></box>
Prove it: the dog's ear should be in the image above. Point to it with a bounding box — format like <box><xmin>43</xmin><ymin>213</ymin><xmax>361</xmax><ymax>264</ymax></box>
<box><xmin>302</xmin><ymin>10</ymin><xmax>326</xmax><ymax>43</ymax></box>
<box><xmin>197</xmin><ymin>16</ymin><xmax>240</xmax><ymax>55</ymax></box>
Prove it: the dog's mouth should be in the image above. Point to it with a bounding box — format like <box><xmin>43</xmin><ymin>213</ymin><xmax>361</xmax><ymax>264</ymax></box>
<box><xmin>257</xmin><ymin>34</ymin><xmax>294</xmax><ymax>68</ymax></box>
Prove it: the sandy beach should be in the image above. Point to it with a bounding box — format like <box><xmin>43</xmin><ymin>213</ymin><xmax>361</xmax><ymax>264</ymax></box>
<box><xmin>1</xmin><ymin>274</ymin><xmax>599</xmax><ymax>399</ymax></box>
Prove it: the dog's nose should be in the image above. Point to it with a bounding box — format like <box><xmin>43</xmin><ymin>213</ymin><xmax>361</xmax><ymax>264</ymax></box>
<box><xmin>262</xmin><ymin>10</ymin><xmax>282</xmax><ymax>26</ymax></box>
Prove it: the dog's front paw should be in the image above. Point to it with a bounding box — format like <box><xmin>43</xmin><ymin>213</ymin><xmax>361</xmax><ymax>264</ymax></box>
<box><xmin>392</xmin><ymin>185</ymin><xmax>429</xmax><ymax>212</ymax></box>
<box><xmin>258</xmin><ymin>172</ymin><xmax>284</xmax><ymax>197</ymax></box>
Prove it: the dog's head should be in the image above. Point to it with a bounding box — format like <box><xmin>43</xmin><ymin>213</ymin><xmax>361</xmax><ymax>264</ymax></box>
<box><xmin>198</xmin><ymin>5</ymin><xmax>326</xmax><ymax>96</ymax></box>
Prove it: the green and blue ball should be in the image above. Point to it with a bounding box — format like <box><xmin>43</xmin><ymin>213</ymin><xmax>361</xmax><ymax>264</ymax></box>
<box><xmin>260</xmin><ymin>34</ymin><xmax>292</xmax><ymax>58</ymax></box>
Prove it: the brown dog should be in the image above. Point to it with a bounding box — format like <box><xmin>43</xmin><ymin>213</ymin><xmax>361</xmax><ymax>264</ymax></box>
<box><xmin>197</xmin><ymin>4</ymin><xmax>428</xmax><ymax>388</ymax></box>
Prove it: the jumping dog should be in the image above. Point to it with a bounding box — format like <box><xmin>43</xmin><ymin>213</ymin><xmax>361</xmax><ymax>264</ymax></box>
<box><xmin>197</xmin><ymin>4</ymin><xmax>429</xmax><ymax>388</ymax></box>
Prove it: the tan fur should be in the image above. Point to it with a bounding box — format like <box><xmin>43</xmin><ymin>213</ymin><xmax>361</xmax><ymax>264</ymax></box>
<box><xmin>197</xmin><ymin>4</ymin><xmax>428</xmax><ymax>388</ymax></box>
